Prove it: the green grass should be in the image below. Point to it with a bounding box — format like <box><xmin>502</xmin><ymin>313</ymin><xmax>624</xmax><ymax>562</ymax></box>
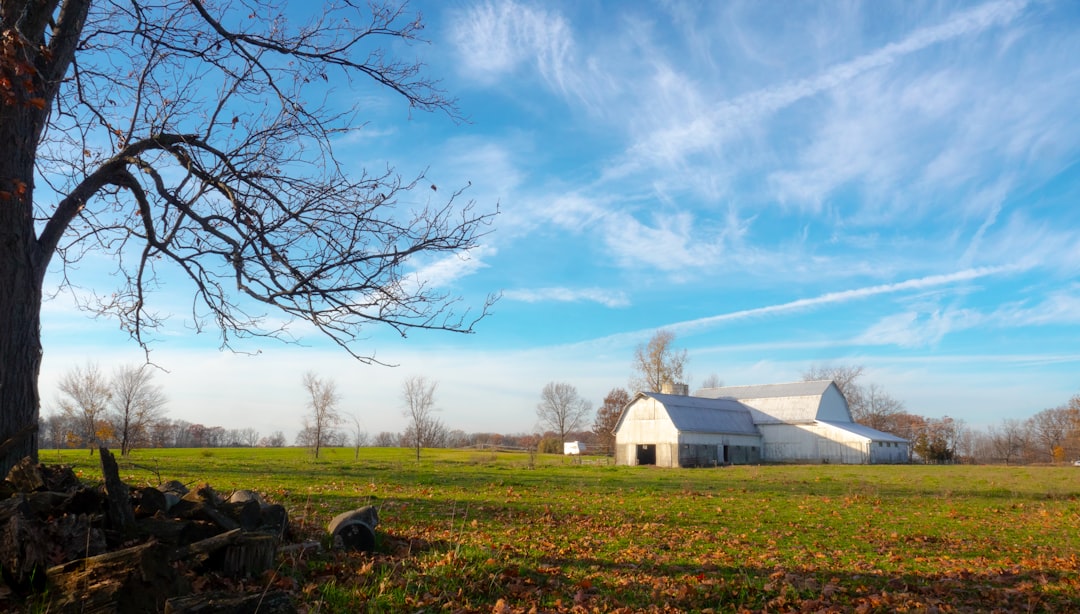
<box><xmin>47</xmin><ymin>448</ymin><xmax>1080</xmax><ymax>612</ymax></box>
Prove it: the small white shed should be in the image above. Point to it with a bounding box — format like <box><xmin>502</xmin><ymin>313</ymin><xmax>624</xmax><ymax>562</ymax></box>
<box><xmin>563</xmin><ymin>441</ymin><xmax>585</xmax><ymax>455</ymax></box>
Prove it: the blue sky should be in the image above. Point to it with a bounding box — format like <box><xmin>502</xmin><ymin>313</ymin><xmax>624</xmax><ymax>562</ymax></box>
<box><xmin>39</xmin><ymin>0</ymin><xmax>1080</xmax><ymax>440</ymax></box>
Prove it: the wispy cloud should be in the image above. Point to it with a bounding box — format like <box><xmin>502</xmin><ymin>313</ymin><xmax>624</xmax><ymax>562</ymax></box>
<box><xmin>854</xmin><ymin>309</ymin><xmax>979</xmax><ymax>348</ymax></box>
<box><xmin>448</xmin><ymin>1</ymin><xmax>576</xmax><ymax>94</ymax></box>
<box><xmin>557</xmin><ymin>265</ymin><xmax>1021</xmax><ymax>353</ymax></box>
<box><xmin>406</xmin><ymin>244</ymin><xmax>496</xmax><ymax>289</ymax></box>
<box><xmin>503</xmin><ymin>287</ymin><xmax>630</xmax><ymax>308</ymax></box>
<box><xmin>613</xmin><ymin>0</ymin><xmax>1029</xmax><ymax>180</ymax></box>
<box><xmin>672</xmin><ymin>265</ymin><xmax>1020</xmax><ymax>335</ymax></box>
<box><xmin>986</xmin><ymin>288</ymin><xmax>1080</xmax><ymax>327</ymax></box>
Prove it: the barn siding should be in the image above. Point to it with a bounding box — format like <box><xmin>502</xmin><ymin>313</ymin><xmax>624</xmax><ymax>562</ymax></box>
<box><xmin>818</xmin><ymin>387</ymin><xmax>853</xmax><ymax>422</ymax></box>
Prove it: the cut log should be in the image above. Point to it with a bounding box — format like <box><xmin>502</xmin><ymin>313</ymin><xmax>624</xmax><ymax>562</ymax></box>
<box><xmin>221</xmin><ymin>498</ymin><xmax>263</xmax><ymax>531</ymax></box>
<box><xmin>164</xmin><ymin>589</ymin><xmax>295</xmax><ymax>613</ymax></box>
<box><xmin>222</xmin><ymin>532</ymin><xmax>278</xmax><ymax>577</ymax></box>
<box><xmin>169</xmin><ymin>527</ymin><xmax>241</xmax><ymax>563</ymax></box>
<box><xmin>46</xmin><ymin>540</ymin><xmax>188</xmax><ymax>614</ymax></box>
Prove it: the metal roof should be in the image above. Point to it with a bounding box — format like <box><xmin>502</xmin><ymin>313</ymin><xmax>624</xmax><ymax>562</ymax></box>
<box><xmin>643</xmin><ymin>392</ymin><xmax>760</xmax><ymax>435</ymax></box>
<box><xmin>694</xmin><ymin>380</ymin><xmax>834</xmax><ymax>400</ymax></box>
<box><xmin>817</xmin><ymin>420</ymin><xmax>908</xmax><ymax>443</ymax></box>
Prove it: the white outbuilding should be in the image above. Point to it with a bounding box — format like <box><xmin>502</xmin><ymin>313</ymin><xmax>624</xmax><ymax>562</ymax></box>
<box><xmin>613</xmin><ymin>380</ymin><xmax>908</xmax><ymax>467</ymax></box>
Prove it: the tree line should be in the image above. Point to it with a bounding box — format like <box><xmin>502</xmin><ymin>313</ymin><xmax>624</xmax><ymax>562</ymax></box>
<box><xmin>545</xmin><ymin>331</ymin><xmax>1080</xmax><ymax>465</ymax></box>
<box><xmin>43</xmin><ymin>331</ymin><xmax>1080</xmax><ymax>465</ymax></box>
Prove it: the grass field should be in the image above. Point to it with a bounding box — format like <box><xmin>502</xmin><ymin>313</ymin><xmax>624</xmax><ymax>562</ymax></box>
<box><xmin>50</xmin><ymin>447</ymin><xmax>1080</xmax><ymax>612</ymax></box>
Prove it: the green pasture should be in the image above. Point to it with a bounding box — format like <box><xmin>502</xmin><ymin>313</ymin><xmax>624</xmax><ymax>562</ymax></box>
<box><xmin>48</xmin><ymin>447</ymin><xmax>1080</xmax><ymax>612</ymax></box>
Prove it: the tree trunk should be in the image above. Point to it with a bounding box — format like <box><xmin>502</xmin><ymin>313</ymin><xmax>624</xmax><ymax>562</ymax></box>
<box><xmin>0</xmin><ymin>105</ymin><xmax>45</xmax><ymax>477</ymax></box>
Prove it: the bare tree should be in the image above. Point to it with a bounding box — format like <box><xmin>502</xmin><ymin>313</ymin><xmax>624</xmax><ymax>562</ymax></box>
<box><xmin>803</xmin><ymin>364</ymin><xmax>866</xmax><ymax>419</ymax></box>
<box><xmin>349</xmin><ymin>413</ymin><xmax>368</xmax><ymax>460</ymax></box>
<box><xmin>1026</xmin><ymin>405</ymin><xmax>1078</xmax><ymax>463</ymax></box>
<box><xmin>537</xmin><ymin>382</ymin><xmax>592</xmax><ymax>444</ymax></box>
<box><xmin>988</xmin><ymin>419</ymin><xmax>1030</xmax><ymax>465</ymax></box>
<box><xmin>259</xmin><ymin>431</ymin><xmax>286</xmax><ymax>448</ymax></box>
<box><xmin>593</xmin><ymin>387</ymin><xmax>630</xmax><ymax>456</ymax></box>
<box><xmin>55</xmin><ymin>363</ymin><xmax>113</xmax><ymax>454</ymax></box>
<box><xmin>109</xmin><ymin>364</ymin><xmax>168</xmax><ymax>456</ymax></box>
<box><xmin>300</xmin><ymin>372</ymin><xmax>341</xmax><ymax>459</ymax></box>
<box><xmin>699</xmin><ymin>373</ymin><xmax>724</xmax><ymax>390</ymax></box>
<box><xmin>631</xmin><ymin>330</ymin><xmax>689</xmax><ymax>393</ymax></box>
<box><xmin>859</xmin><ymin>383</ymin><xmax>905</xmax><ymax>433</ymax></box>
<box><xmin>0</xmin><ymin>0</ymin><xmax>497</xmax><ymax>475</ymax></box>
<box><xmin>401</xmin><ymin>375</ymin><xmax>445</xmax><ymax>461</ymax></box>
<box><xmin>373</xmin><ymin>431</ymin><xmax>399</xmax><ymax>447</ymax></box>
<box><xmin>234</xmin><ymin>428</ymin><xmax>260</xmax><ymax>448</ymax></box>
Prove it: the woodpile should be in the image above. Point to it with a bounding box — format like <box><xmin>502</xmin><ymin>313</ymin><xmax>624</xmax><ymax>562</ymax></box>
<box><xmin>0</xmin><ymin>449</ymin><xmax>296</xmax><ymax>613</ymax></box>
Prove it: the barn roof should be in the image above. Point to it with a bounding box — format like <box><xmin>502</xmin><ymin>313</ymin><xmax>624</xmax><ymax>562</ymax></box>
<box><xmin>694</xmin><ymin>380</ymin><xmax>834</xmax><ymax>400</ymax></box>
<box><xmin>642</xmin><ymin>392</ymin><xmax>760</xmax><ymax>435</ymax></box>
<box><xmin>818</xmin><ymin>420</ymin><xmax>908</xmax><ymax>443</ymax></box>
<box><xmin>694</xmin><ymin>380</ymin><xmax>841</xmax><ymax>424</ymax></box>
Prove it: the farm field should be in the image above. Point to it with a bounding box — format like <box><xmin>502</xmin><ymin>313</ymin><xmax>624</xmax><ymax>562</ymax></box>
<box><xmin>46</xmin><ymin>447</ymin><xmax>1080</xmax><ymax>612</ymax></box>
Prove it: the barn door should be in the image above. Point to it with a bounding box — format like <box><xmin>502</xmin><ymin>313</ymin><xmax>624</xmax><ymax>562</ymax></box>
<box><xmin>636</xmin><ymin>444</ymin><xmax>656</xmax><ymax>465</ymax></box>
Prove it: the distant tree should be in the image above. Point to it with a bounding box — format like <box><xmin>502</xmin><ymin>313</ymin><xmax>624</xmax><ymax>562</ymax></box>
<box><xmin>889</xmin><ymin>412</ymin><xmax>929</xmax><ymax>461</ymax></box>
<box><xmin>446</xmin><ymin>430</ymin><xmax>470</xmax><ymax>449</ymax></box>
<box><xmin>1027</xmin><ymin>405</ymin><xmax>1079</xmax><ymax>463</ymax></box>
<box><xmin>38</xmin><ymin>413</ymin><xmax>75</xmax><ymax>451</ymax></box>
<box><xmin>699</xmin><ymin>373</ymin><xmax>724</xmax><ymax>390</ymax></box>
<box><xmin>401</xmin><ymin>376</ymin><xmax>445</xmax><ymax>460</ymax></box>
<box><xmin>859</xmin><ymin>383</ymin><xmax>905</xmax><ymax>433</ymax></box>
<box><xmin>234</xmin><ymin>428</ymin><xmax>260</xmax><ymax>448</ymax></box>
<box><xmin>912</xmin><ymin>416</ymin><xmax>963</xmax><ymax>464</ymax></box>
<box><xmin>206</xmin><ymin>426</ymin><xmax>227</xmax><ymax>448</ymax></box>
<box><xmin>109</xmin><ymin>365</ymin><xmax>168</xmax><ymax>456</ymax></box>
<box><xmin>373</xmin><ymin>431</ymin><xmax>399</xmax><ymax>447</ymax></box>
<box><xmin>55</xmin><ymin>363</ymin><xmax>112</xmax><ymax>455</ymax></box>
<box><xmin>148</xmin><ymin>419</ymin><xmax>175</xmax><ymax>448</ymax></box>
<box><xmin>537</xmin><ymin>382</ymin><xmax>592</xmax><ymax>444</ymax></box>
<box><xmin>349</xmin><ymin>414</ymin><xmax>368</xmax><ymax>460</ymax></box>
<box><xmin>300</xmin><ymin>372</ymin><xmax>342</xmax><ymax>459</ymax></box>
<box><xmin>631</xmin><ymin>330</ymin><xmax>688</xmax><ymax>393</ymax></box>
<box><xmin>259</xmin><ymin>431</ymin><xmax>287</xmax><ymax>448</ymax></box>
<box><xmin>987</xmin><ymin>419</ymin><xmax>1030</xmax><ymax>465</ymax></box>
<box><xmin>593</xmin><ymin>387</ymin><xmax>631</xmax><ymax>456</ymax></box>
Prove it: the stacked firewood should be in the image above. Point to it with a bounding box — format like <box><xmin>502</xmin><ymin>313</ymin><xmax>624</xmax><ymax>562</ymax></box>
<box><xmin>0</xmin><ymin>449</ymin><xmax>295</xmax><ymax>613</ymax></box>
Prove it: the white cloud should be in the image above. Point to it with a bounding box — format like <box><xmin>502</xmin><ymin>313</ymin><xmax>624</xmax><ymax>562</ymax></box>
<box><xmin>854</xmin><ymin>309</ymin><xmax>980</xmax><ymax>348</ymax></box>
<box><xmin>407</xmin><ymin>244</ymin><xmax>496</xmax><ymax>289</ymax></box>
<box><xmin>986</xmin><ymin>288</ymin><xmax>1080</xmax><ymax>327</ymax></box>
<box><xmin>448</xmin><ymin>1</ymin><xmax>576</xmax><ymax>94</ymax></box>
<box><xmin>614</xmin><ymin>0</ymin><xmax>1029</xmax><ymax>182</ymax></box>
<box><xmin>503</xmin><ymin>287</ymin><xmax>630</xmax><ymax>308</ymax></box>
<box><xmin>672</xmin><ymin>265</ymin><xmax>1019</xmax><ymax>335</ymax></box>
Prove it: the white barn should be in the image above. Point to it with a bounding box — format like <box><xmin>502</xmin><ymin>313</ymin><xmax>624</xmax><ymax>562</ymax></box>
<box><xmin>613</xmin><ymin>380</ymin><xmax>908</xmax><ymax>467</ymax></box>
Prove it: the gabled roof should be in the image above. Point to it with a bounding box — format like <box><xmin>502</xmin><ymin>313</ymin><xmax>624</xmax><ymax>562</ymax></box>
<box><xmin>694</xmin><ymin>380</ymin><xmax>844</xmax><ymax>424</ymax></box>
<box><xmin>640</xmin><ymin>392</ymin><xmax>760</xmax><ymax>435</ymax></box>
<box><xmin>818</xmin><ymin>420</ymin><xmax>908</xmax><ymax>443</ymax></box>
<box><xmin>694</xmin><ymin>380</ymin><xmax>834</xmax><ymax>400</ymax></box>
